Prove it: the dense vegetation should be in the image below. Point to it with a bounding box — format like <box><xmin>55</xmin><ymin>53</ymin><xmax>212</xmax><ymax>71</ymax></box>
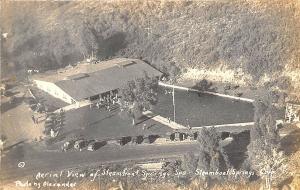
<box><xmin>119</xmin><ymin>73</ymin><xmax>159</xmax><ymax>125</ymax></box>
<box><xmin>1</xmin><ymin>0</ymin><xmax>299</xmax><ymax>82</ymax></box>
<box><xmin>247</xmin><ymin>96</ymin><xmax>288</xmax><ymax>189</ymax></box>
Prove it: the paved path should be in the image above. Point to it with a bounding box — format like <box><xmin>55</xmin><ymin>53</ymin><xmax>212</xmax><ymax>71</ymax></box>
<box><xmin>192</xmin><ymin>122</ymin><xmax>254</xmax><ymax>129</ymax></box>
<box><xmin>158</xmin><ymin>82</ymin><xmax>255</xmax><ymax>103</ymax></box>
<box><xmin>192</xmin><ymin>120</ymin><xmax>283</xmax><ymax>130</ymax></box>
<box><xmin>143</xmin><ymin>111</ymin><xmax>187</xmax><ymax>130</ymax></box>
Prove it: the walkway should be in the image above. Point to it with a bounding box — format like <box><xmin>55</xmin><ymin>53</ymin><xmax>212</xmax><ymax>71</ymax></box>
<box><xmin>192</xmin><ymin>120</ymin><xmax>283</xmax><ymax>130</ymax></box>
<box><xmin>192</xmin><ymin>122</ymin><xmax>254</xmax><ymax>129</ymax></box>
<box><xmin>158</xmin><ymin>82</ymin><xmax>254</xmax><ymax>103</ymax></box>
<box><xmin>143</xmin><ymin>111</ymin><xmax>187</xmax><ymax>130</ymax></box>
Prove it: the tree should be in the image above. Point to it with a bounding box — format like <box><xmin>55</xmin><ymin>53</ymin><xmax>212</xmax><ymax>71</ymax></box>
<box><xmin>251</xmin><ymin>96</ymin><xmax>279</xmax><ymax>146</ymax></box>
<box><xmin>196</xmin><ymin>127</ymin><xmax>230</xmax><ymax>182</ymax></box>
<box><xmin>169</xmin><ymin>62</ymin><xmax>181</xmax><ymax>84</ymax></box>
<box><xmin>194</xmin><ymin>79</ymin><xmax>213</xmax><ymax>91</ymax></box>
<box><xmin>248</xmin><ymin>141</ymin><xmax>288</xmax><ymax>190</ymax></box>
<box><xmin>183</xmin><ymin>152</ymin><xmax>199</xmax><ymax>178</ymax></box>
<box><xmin>119</xmin><ymin>73</ymin><xmax>158</xmax><ymax>125</ymax></box>
<box><xmin>197</xmin><ymin>127</ymin><xmax>220</xmax><ymax>155</ymax></box>
<box><xmin>248</xmin><ymin>98</ymin><xmax>288</xmax><ymax>189</ymax></box>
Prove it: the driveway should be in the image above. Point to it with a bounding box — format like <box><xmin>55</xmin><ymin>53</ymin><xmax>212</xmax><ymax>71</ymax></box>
<box><xmin>1</xmin><ymin>142</ymin><xmax>198</xmax><ymax>183</ymax></box>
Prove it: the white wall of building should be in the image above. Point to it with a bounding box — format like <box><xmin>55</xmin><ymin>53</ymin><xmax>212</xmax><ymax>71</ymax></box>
<box><xmin>34</xmin><ymin>80</ymin><xmax>76</xmax><ymax>104</ymax></box>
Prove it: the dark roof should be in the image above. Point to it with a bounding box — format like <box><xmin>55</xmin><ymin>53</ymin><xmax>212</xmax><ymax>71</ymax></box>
<box><xmin>55</xmin><ymin>60</ymin><xmax>162</xmax><ymax>100</ymax></box>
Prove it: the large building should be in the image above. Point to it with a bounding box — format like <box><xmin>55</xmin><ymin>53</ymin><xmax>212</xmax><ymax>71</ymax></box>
<box><xmin>32</xmin><ymin>58</ymin><xmax>162</xmax><ymax>104</ymax></box>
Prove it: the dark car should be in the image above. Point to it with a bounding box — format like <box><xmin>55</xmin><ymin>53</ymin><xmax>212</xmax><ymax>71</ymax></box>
<box><xmin>87</xmin><ymin>141</ymin><xmax>106</xmax><ymax>151</ymax></box>
<box><xmin>117</xmin><ymin>139</ymin><xmax>125</xmax><ymax>146</ymax></box>
<box><xmin>170</xmin><ymin>132</ymin><xmax>184</xmax><ymax>141</ymax></box>
<box><xmin>118</xmin><ymin>137</ymin><xmax>131</xmax><ymax>146</ymax></box>
<box><xmin>131</xmin><ymin>136</ymin><xmax>144</xmax><ymax>144</ymax></box>
<box><xmin>74</xmin><ymin>140</ymin><xmax>89</xmax><ymax>151</ymax></box>
<box><xmin>148</xmin><ymin>135</ymin><xmax>160</xmax><ymax>143</ymax></box>
<box><xmin>62</xmin><ymin>140</ymin><xmax>76</xmax><ymax>152</ymax></box>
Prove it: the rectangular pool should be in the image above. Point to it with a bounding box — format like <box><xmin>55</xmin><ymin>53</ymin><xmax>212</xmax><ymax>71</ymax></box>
<box><xmin>153</xmin><ymin>87</ymin><xmax>255</xmax><ymax>127</ymax></box>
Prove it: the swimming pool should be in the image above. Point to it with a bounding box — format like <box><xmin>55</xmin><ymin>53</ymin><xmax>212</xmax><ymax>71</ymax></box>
<box><xmin>153</xmin><ymin>87</ymin><xmax>255</xmax><ymax>127</ymax></box>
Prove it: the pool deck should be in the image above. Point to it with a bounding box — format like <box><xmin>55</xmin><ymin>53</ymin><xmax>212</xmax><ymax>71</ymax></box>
<box><xmin>158</xmin><ymin>82</ymin><xmax>254</xmax><ymax>102</ymax></box>
<box><xmin>143</xmin><ymin>110</ymin><xmax>187</xmax><ymax>129</ymax></box>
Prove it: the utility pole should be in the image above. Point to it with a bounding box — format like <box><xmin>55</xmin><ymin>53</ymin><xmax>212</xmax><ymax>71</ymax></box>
<box><xmin>98</xmin><ymin>175</ymin><xmax>100</xmax><ymax>190</ymax></box>
<box><xmin>165</xmin><ymin>87</ymin><xmax>176</xmax><ymax>122</ymax></box>
<box><xmin>0</xmin><ymin>139</ymin><xmax>4</xmax><ymax>169</ymax></box>
<box><xmin>172</xmin><ymin>87</ymin><xmax>176</xmax><ymax>122</ymax></box>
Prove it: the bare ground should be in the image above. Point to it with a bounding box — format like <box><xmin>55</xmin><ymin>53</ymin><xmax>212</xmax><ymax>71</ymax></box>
<box><xmin>1</xmin><ymin>89</ymin><xmax>44</xmax><ymax>148</ymax></box>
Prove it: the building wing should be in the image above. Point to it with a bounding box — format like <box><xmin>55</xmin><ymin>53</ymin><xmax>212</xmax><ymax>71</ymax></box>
<box><xmin>54</xmin><ymin>59</ymin><xmax>162</xmax><ymax>101</ymax></box>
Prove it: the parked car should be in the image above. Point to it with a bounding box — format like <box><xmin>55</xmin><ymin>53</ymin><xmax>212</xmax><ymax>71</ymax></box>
<box><xmin>74</xmin><ymin>140</ymin><xmax>95</xmax><ymax>151</ymax></box>
<box><xmin>74</xmin><ymin>140</ymin><xmax>88</xmax><ymax>151</ymax></box>
<box><xmin>87</xmin><ymin>141</ymin><xmax>106</xmax><ymax>151</ymax></box>
<box><xmin>117</xmin><ymin>139</ymin><xmax>125</xmax><ymax>146</ymax></box>
<box><xmin>131</xmin><ymin>136</ymin><xmax>144</xmax><ymax>144</ymax></box>
<box><xmin>148</xmin><ymin>135</ymin><xmax>160</xmax><ymax>143</ymax></box>
<box><xmin>118</xmin><ymin>137</ymin><xmax>131</xmax><ymax>146</ymax></box>
<box><xmin>62</xmin><ymin>140</ymin><xmax>76</xmax><ymax>152</ymax></box>
<box><xmin>171</xmin><ymin>132</ymin><xmax>184</xmax><ymax>141</ymax></box>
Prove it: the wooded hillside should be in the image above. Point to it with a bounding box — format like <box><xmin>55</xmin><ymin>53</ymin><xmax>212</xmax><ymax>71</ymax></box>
<box><xmin>1</xmin><ymin>0</ymin><xmax>299</xmax><ymax>83</ymax></box>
